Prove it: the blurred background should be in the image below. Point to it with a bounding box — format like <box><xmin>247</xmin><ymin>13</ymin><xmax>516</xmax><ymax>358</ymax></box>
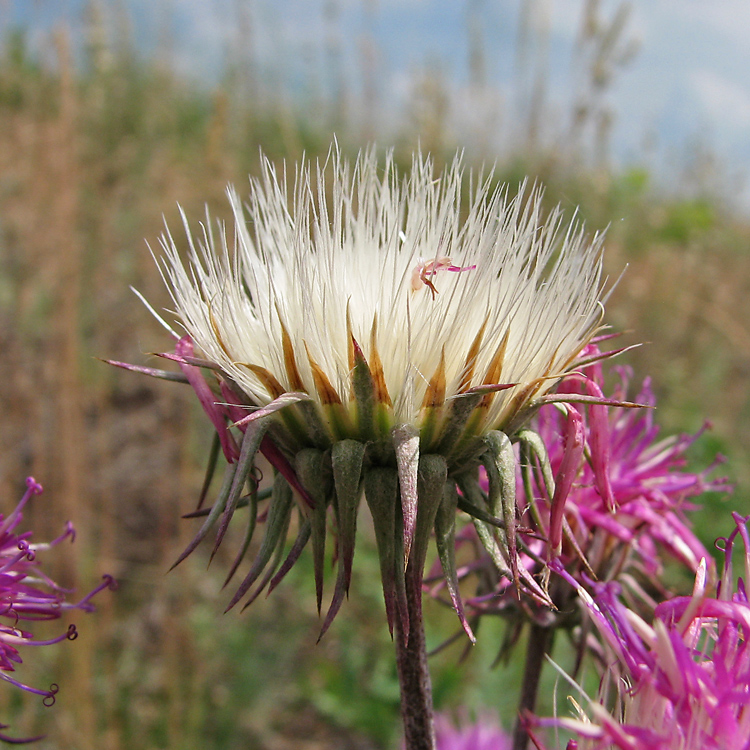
<box><xmin>0</xmin><ymin>1</ymin><xmax>748</xmax><ymax>747</ymax></box>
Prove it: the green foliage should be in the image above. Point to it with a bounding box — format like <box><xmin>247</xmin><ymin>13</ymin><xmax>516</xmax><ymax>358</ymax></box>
<box><xmin>0</xmin><ymin>29</ymin><xmax>44</xmax><ymax>109</ymax></box>
<box><xmin>657</xmin><ymin>198</ymin><xmax>716</xmax><ymax>244</ymax></box>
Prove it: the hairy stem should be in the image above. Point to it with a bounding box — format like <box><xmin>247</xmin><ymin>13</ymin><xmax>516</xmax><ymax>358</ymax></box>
<box><xmin>394</xmin><ymin>567</ymin><xmax>435</xmax><ymax>750</ymax></box>
<box><xmin>513</xmin><ymin>623</ymin><xmax>553</xmax><ymax>750</ymax></box>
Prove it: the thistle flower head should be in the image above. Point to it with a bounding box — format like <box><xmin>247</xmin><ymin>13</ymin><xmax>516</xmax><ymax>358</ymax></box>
<box><xmin>122</xmin><ymin>147</ymin><xmax>610</xmax><ymax>638</ymax></box>
<box><xmin>160</xmin><ymin>148</ymin><xmax>605</xmax><ymax>448</ymax></box>
<box><xmin>0</xmin><ymin>478</ymin><xmax>115</xmax><ymax>743</ymax></box>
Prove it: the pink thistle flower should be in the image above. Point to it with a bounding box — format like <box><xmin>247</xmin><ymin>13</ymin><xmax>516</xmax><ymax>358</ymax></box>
<box><xmin>434</xmin><ymin>713</ymin><xmax>512</xmax><ymax>750</ymax></box>
<box><xmin>444</xmin><ymin>347</ymin><xmax>728</xmax><ymax>625</ymax></box>
<box><xmin>0</xmin><ymin>478</ymin><xmax>115</xmax><ymax>743</ymax></box>
<box><xmin>529</xmin><ymin>512</ymin><xmax>750</xmax><ymax>749</ymax></box>
<box><xmin>548</xmin><ymin>354</ymin><xmax>727</xmax><ymax>578</ymax></box>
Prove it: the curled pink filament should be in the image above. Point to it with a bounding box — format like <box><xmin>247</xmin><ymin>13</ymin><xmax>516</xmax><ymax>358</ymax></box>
<box><xmin>411</xmin><ymin>256</ymin><xmax>476</xmax><ymax>298</ymax></box>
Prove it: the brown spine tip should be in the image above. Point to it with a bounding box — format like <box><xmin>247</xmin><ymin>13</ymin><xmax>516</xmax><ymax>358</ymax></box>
<box><xmin>480</xmin><ymin>327</ymin><xmax>510</xmax><ymax>407</ymax></box>
<box><xmin>245</xmin><ymin>364</ymin><xmax>286</xmax><ymax>399</ymax></box>
<box><xmin>421</xmin><ymin>346</ymin><xmax>447</xmax><ymax>410</ymax></box>
<box><xmin>347</xmin><ymin>305</ymin><xmax>368</xmax><ymax>402</ymax></box>
<box><xmin>277</xmin><ymin>315</ymin><xmax>307</xmax><ymax>393</ymax></box>
<box><xmin>350</xmin><ymin>333</ymin><xmax>365</xmax><ymax>363</ymax></box>
<box><xmin>369</xmin><ymin>315</ymin><xmax>393</xmax><ymax>407</ymax></box>
<box><xmin>504</xmin><ymin>376</ymin><xmax>545</xmax><ymax>420</ymax></box>
<box><xmin>208</xmin><ymin>302</ymin><xmax>232</xmax><ymax>359</ymax></box>
<box><xmin>304</xmin><ymin>342</ymin><xmax>343</xmax><ymax>405</ymax></box>
<box><xmin>458</xmin><ymin>317</ymin><xmax>488</xmax><ymax>392</ymax></box>
<box><xmin>502</xmin><ymin>351</ymin><xmax>558</xmax><ymax>421</ymax></box>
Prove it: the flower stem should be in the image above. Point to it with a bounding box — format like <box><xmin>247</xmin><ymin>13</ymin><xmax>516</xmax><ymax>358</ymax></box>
<box><xmin>394</xmin><ymin>565</ymin><xmax>435</xmax><ymax>750</ymax></box>
<box><xmin>512</xmin><ymin>623</ymin><xmax>553</xmax><ymax>750</ymax></box>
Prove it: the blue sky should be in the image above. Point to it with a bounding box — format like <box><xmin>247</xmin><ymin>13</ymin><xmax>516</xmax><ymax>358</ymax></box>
<box><xmin>6</xmin><ymin>0</ymin><xmax>750</xmax><ymax>204</ymax></box>
<box><xmin>618</xmin><ymin>3</ymin><xmax>750</xmax><ymax>167</ymax></box>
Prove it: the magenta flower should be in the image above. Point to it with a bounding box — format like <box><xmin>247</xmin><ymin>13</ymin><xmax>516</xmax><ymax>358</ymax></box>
<box><xmin>530</xmin><ymin>512</ymin><xmax>750</xmax><ymax>749</ymax></box>
<box><xmin>546</xmin><ymin>354</ymin><xmax>726</xmax><ymax>577</ymax></box>
<box><xmin>433</xmin><ymin>713</ymin><xmax>512</xmax><ymax>750</ymax></box>
<box><xmin>0</xmin><ymin>478</ymin><xmax>115</xmax><ymax>743</ymax></box>
<box><xmin>425</xmin><ymin>347</ymin><xmax>729</xmax><ymax>749</ymax></box>
<box><xmin>440</xmin><ymin>345</ymin><xmax>728</xmax><ymax>625</ymax></box>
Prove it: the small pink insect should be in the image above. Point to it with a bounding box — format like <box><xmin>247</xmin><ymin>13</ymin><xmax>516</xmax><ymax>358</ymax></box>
<box><xmin>410</xmin><ymin>256</ymin><xmax>476</xmax><ymax>298</ymax></box>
